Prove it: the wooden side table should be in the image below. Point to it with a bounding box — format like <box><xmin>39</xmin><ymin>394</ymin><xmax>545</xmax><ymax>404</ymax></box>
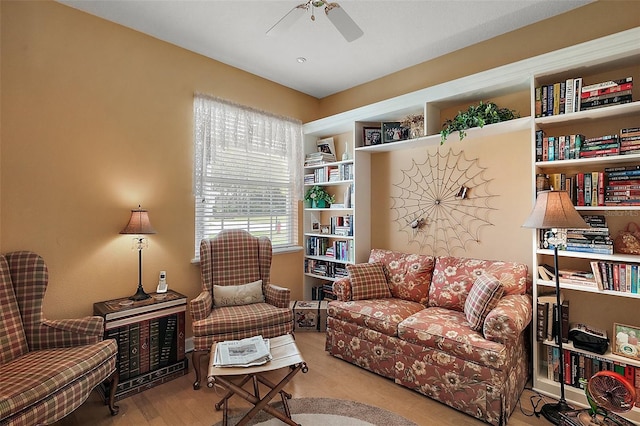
<box><xmin>93</xmin><ymin>290</ymin><xmax>188</xmax><ymax>401</ymax></box>
<box><xmin>207</xmin><ymin>334</ymin><xmax>307</xmax><ymax>426</ymax></box>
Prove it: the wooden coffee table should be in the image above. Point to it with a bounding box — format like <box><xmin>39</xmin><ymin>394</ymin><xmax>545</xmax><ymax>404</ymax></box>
<box><xmin>207</xmin><ymin>334</ymin><xmax>307</xmax><ymax>426</ymax></box>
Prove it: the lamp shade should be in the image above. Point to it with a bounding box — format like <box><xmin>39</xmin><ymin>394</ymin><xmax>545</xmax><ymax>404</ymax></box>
<box><xmin>522</xmin><ymin>190</ymin><xmax>588</xmax><ymax>230</ymax></box>
<box><xmin>120</xmin><ymin>206</ymin><xmax>156</xmax><ymax>235</ymax></box>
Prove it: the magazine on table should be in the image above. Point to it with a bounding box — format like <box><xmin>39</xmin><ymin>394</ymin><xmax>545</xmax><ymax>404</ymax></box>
<box><xmin>214</xmin><ymin>335</ymin><xmax>272</xmax><ymax>367</ymax></box>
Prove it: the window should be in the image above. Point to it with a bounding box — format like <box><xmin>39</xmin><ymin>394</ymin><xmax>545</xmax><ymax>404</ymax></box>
<box><xmin>193</xmin><ymin>94</ymin><xmax>303</xmax><ymax>259</ymax></box>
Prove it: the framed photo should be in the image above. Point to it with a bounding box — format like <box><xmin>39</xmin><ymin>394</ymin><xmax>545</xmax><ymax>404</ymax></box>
<box><xmin>363</xmin><ymin>126</ymin><xmax>382</xmax><ymax>146</ymax></box>
<box><xmin>320</xmin><ymin>225</ymin><xmax>330</xmax><ymax>234</ymax></box>
<box><xmin>382</xmin><ymin>122</ymin><xmax>407</xmax><ymax>143</ymax></box>
<box><xmin>613</xmin><ymin>323</ymin><xmax>640</xmax><ymax>360</ymax></box>
<box><xmin>316</xmin><ymin>137</ymin><xmax>336</xmax><ymax>157</ymax></box>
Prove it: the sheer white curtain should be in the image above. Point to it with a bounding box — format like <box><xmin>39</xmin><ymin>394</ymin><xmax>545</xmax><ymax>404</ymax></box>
<box><xmin>193</xmin><ymin>93</ymin><xmax>303</xmax><ymax>258</ymax></box>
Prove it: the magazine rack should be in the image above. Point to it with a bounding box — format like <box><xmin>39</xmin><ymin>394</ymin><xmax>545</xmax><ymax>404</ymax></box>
<box><xmin>207</xmin><ymin>334</ymin><xmax>307</xmax><ymax>426</ymax></box>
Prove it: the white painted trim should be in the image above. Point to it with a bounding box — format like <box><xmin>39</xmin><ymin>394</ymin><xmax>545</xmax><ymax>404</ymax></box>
<box><xmin>303</xmin><ymin>27</ymin><xmax>640</xmax><ymax>136</ymax></box>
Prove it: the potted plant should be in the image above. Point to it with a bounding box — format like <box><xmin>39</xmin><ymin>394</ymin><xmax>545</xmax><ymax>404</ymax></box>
<box><xmin>304</xmin><ymin>185</ymin><xmax>335</xmax><ymax>208</ymax></box>
<box><xmin>440</xmin><ymin>101</ymin><xmax>520</xmax><ymax>144</ymax></box>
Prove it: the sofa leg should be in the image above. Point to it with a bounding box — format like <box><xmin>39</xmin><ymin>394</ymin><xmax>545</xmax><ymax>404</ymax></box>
<box><xmin>108</xmin><ymin>370</ymin><xmax>119</xmax><ymax>416</ymax></box>
<box><xmin>192</xmin><ymin>350</ymin><xmax>207</xmax><ymax>390</ymax></box>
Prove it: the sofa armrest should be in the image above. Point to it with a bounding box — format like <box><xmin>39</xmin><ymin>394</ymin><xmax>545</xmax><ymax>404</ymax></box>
<box><xmin>483</xmin><ymin>294</ymin><xmax>533</xmax><ymax>344</ymax></box>
<box><xmin>333</xmin><ymin>277</ymin><xmax>352</xmax><ymax>301</ymax></box>
<box><xmin>29</xmin><ymin>316</ymin><xmax>104</xmax><ymax>350</ymax></box>
<box><xmin>265</xmin><ymin>283</ymin><xmax>290</xmax><ymax>308</ymax></box>
<box><xmin>190</xmin><ymin>290</ymin><xmax>212</xmax><ymax>321</ymax></box>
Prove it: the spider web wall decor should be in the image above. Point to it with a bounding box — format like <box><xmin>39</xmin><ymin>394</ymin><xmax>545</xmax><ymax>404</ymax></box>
<box><xmin>391</xmin><ymin>147</ymin><xmax>497</xmax><ymax>255</ymax></box>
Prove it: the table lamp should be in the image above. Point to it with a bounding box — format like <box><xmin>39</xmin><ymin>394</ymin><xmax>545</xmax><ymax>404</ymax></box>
<box><xmin>120</xmin><ymin>205</ymin><xmax>156</xmax><ymax>301</ymax></box>
<box><xmin>522</xmin><ymin>190</ymin><xmax>589</xmax><ymax>424</ymax></box>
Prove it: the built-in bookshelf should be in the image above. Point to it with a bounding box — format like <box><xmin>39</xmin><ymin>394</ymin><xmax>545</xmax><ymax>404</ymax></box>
<box><xmin>531</xmin><ymin>49</ymin><xmax>640</xmax><ymax>421</ymax></box>
<box><xmin>303</xmin><ymin>26</ymin><xmax>640</xmax><ymax>421</ymax></box>
<box><xmin>302</xmin><ymin>137</ymin><xmax>358</xmax><ymax>299</ymax></box>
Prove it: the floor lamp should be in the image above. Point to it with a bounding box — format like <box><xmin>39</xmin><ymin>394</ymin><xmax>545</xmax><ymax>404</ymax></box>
<box><xmin>522</xmin><ymin>190</ymin><xmax>588</xmax><ymax>425</ymax></box>
<box><xmin>120</xmin><ymin>205</ymin><xmax>156</xmax><ymax>301</ymax></box>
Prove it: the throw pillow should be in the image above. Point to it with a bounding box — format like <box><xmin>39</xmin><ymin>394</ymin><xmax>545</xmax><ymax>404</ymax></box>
<box><xmin>347</xmin><ymin>262</ymin><xmax>391</xmax><ymax>300</ymax></box>
<box><xmin>213</xmin><ymin>279</ymin><xmax>265</xmax><ymax>307</ymax></box>
<box><xmin>464</xmin><ymin>274</ymin><xmax>504</xmax><ymax>332</ymax></box>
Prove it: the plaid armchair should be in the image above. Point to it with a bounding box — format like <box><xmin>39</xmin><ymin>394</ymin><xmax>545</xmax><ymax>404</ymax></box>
<box><xmin>190</xmin><ymin>230</ymin><xmax>293</xmax><ymax>389</ymax></box>
<box><xmin>0</xmin><ymin>251</ymin><xmax>118</xmax><ymax>425</ymax></box>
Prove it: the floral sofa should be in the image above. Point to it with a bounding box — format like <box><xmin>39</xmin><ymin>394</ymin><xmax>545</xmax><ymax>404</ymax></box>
<box><xmin>325</xmin><ymin>249</ymin><xmax>532</xmax><ymax>426</ymax></box>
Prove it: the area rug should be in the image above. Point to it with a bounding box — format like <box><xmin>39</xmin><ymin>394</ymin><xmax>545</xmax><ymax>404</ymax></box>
<box><xmin>212</xmin><ymin>397</ymin><xmax>417</xmax><ymax>426</ymax></box>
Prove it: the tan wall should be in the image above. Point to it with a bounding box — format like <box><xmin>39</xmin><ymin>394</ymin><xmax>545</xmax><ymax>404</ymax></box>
<box><xmin>1</xmin><ymin>0</ymin><xmax>638</xmax><ymax>335</ymax></box>
<box><xmin>0</xmin><ymin>0</ymin><xmax>315</xmax><ymax>323</ymax></box>
<box><xmin>371</xmin><ymin>130</ymin><xmax>533</xmax><ymax>266</ymax></box>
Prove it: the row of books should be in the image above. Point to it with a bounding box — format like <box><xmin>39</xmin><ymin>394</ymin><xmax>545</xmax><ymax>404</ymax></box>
<box><xmin>324</xmin><ymin>240</ymin><xmax>354</xmax><ymax>262</ymax></box>
<box><xmin>539</xmin><ymin>215</ymin><xmax>613</xmax><ymax>255</ymax></box>
<box><xmin>304</xmin><ymin>163</ymin><xmax>353</xmax><ymax>184</ymax></box>
<box><xmin>306</xmin><ymin>236</ymin><xmax>330</xmax><ymax>256</ymax></box>
<box><xmin>304</xmin><ymin>151</ymin><xmax>336</xmax><ymax>167</ymax></box>
<box><xmin>304</xmin><ymin>259</ymin><xmax>348</xmax><ymax>279</ymax></box>
<box><xmin>535</xmin><ymin>76</ymin><xmax>633</xmax><ymax>117</ymax></box>
<box><xmin>536</xmin><ymin>293</ymin><xmax>569</xmax><ymax>343</ymax></box>
<box><xmin>545</xmin><ymin>345</ymin><xmax>640</xmax><ymax>407</ymax></box>
<box><xmin>312</xmin><ymin>284</ymin><xmax>337</xmax><ymax>301</ymax></box>
<box><xmin>536</xmin><ymin>126</ymin><xmax>640</xmax><ymax>162</ymax></box>
<box><xmin>591</xmin><ymin>260</ymin><xmax>640</xmax><ymax>293</ymax></box>
<box><xmin>545</xmin><ymin>167</ymin><xmax>640</xmax><ymax>207</ymax></box>
<box><xmin>329</xmin><ymin>214</ymin><xmax>353</xmax><ymax>236</ymax></box>
<box><xmin>106</xmin><ymin>313</ymin><xmax>182</xmax><ymax>381</ymax></box>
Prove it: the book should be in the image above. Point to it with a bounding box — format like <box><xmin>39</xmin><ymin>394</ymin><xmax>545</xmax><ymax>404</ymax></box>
<box><xmin>139</xmin><ymin>319</ymin><xmax>150</xmax><ymax>375</ymax></box>
<box><xmin>537</xmin><ymin>301</ymin><xmax>548</xmax><ymax>341</ymax></box>
<box><xmin>128</xmin><ymin>323</ymin><xmax>140</xmax><ymax>378</ymax></box>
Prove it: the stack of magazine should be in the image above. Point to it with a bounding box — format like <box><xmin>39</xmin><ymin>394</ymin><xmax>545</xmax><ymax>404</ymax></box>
<box><xmin>213</xmin><ymin>335</ymin><xmax>272</xmax><ymax>367</ymax></box>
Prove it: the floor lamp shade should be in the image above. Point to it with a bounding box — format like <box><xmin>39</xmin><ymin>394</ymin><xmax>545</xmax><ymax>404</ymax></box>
<box><xmin>120</xmin><ymin>206</ymin><xmax>156</xmax><ymax>301</ymax></box>
<box><xmin>522</xmin><ymin>190</ymin><xmax>588</xmax><ymax>424</ymax></box>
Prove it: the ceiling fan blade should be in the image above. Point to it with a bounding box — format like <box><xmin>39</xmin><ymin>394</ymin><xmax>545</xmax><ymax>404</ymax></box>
<box><xmin>325</xmin><ymin>3</ymin><xmax>363</xmax><ymax>42</ymax></box>
<box><xmin>266</xmin><ymin>3</ymin><xmax>308</xmax><ymax>37</ymax></box>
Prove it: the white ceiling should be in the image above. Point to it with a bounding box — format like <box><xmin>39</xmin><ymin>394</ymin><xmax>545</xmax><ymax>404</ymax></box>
<box><xmin>57</xmin><ymin>0</ymin><xmax>593</xmax><ymax>99</ymax></box>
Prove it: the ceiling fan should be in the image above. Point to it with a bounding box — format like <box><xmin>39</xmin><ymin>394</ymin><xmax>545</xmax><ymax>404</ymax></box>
<box><xmin>267</xmin><ymin>0</ymin><xmax>363</xmax><ymax>42</ymax></box>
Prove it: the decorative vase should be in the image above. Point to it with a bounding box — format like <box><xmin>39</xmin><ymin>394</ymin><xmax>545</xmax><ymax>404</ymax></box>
<box><xmin>410</xmin><ymin>124</ymin><xmax>423</xmax><ymax>139</ymax></box>
<box><xmin>304</xmin><ymin>199</ymin><xmax>312</xmax><ymax>208</ymax></box>
<box><xmin>342</xmin><ymin>142</ymin><xmax>351</xmax><ymax>161</ymax></box>
<box><xmin>313</xmin><ymin>199</ymin><xmax>326</xmax><ymax>209</ymax></box>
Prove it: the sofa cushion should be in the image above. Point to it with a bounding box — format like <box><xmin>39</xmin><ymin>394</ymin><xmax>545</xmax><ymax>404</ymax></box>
<box><xmin>328</xmin><ymin>299</ymin><xmax>425</xmax><ymax>337</ymax></box>
<box><xmin>347</xmin><ymin>262</ymin><xmax>391</xmax><ymax>300</ymax></box>
<box><xmin>464</xmin><ymin>274</ymin><xmax>504</xmax><ymax>331</ymax></box>
<box><xmin>398</xmin><ymin>306</ymin><xmax>508</xmax><ymax>370</ymax></box>
<box><xmin>0</xmin><ymin>255</ymin><xmax>29</xmax><ymax>364</ymax></box>
<box><xmin>429</xmin><ymin>256</ymin><xmax>528</xmax><ymax>312</ymax></box>
<box><xmin>368</xmin><ymin>249</ymin><xmax>434</xmax><ymax>303</ymax></box>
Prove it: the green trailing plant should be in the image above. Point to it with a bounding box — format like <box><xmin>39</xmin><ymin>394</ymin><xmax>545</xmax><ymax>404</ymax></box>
<box><xmin>304</xmin><ymin>185</ymin><xmax>335</xmax><ymax>205</ymax></box>
<box><xmin>440</xmin><ymin>101</ymin><xmax>520</xmax><ymax>144</ymax></box>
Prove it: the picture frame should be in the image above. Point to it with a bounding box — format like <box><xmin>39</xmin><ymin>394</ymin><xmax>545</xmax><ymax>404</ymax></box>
<box><xmin>320</xmin><ymin>225</ymin><xmax>330</xmax><ymax>234</ymax></box>
<box><xmin>612</xmin><ymin>323</ymin><xmax>640</xmax><ymax>361</ymax></box>
<box><xmin>382</xmin><ymin>122</ymin><xmax>407</xmax><ymax>143</ymax></box>
<box><xmin>363</xmin><ymin>126</ymin><xmax>382</xmax><ymax>146</ymax></box>
<box><xmin>316</xmin><ymin>137</ymin><xmax>336</xmax><ymax>157</ymax></box>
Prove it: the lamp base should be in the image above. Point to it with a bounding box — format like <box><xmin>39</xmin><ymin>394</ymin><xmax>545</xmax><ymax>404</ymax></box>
<box><xmin>540</xmin><ymin>400</ymin><xmax>572</xmax><ymax>425</ymax></box>
<box><xmin>129</xmin><ymin>285</ymin><xmax>151</xmax><ymax>301</ymax></box>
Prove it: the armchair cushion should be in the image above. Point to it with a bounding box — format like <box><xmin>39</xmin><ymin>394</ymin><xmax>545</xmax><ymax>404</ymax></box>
<box><xmin>347</xmin><ymin>262</ymin><xmax>391</xmax><ymax>300</ymax></box>
<box><xmin>192</xmin><ymin>302</ymin><xmax>291</xmax><ymax>337</ymax></box>
<box><xmin>464</xmin><ymin>274</ymin><xmax>504</xmax><ymax>332</ymax></box>
<box><xmin>213</xmin><ymin>279</ymin><xmax>264</xmax><ymax>307</ymax></box>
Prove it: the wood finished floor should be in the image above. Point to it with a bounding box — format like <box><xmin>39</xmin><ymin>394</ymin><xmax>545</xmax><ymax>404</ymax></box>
<box><xmin>55</xmin><ymin>332</ymin><xmax>554</xmax><ymax>425</ymax></box>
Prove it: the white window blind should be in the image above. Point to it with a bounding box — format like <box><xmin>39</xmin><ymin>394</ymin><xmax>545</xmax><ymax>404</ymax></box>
<box><xmin>193</xmin><ymin>94</ymin><xmax>303</xmax><ymax>259</ymax></box>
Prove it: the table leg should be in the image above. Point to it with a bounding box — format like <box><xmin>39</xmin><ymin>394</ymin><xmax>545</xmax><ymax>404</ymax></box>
<box><xmin>214</xmin><ymin>375</ymin><xmax>253</xmax><ymax>411</ymax></box>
